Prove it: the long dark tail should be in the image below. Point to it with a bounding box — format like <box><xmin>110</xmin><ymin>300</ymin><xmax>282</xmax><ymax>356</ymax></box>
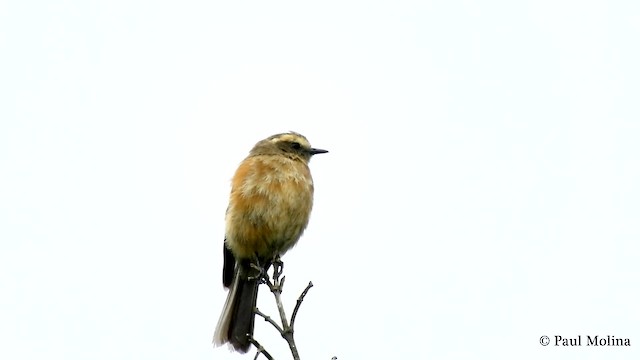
<box><xmin>213</xmin><ymin>262</ymin><xmax>259</xmax><ymax>353</ymax></box>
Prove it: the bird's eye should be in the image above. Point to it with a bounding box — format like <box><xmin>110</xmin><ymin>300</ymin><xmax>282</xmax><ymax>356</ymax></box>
<box><xmin>291</xmin><ymin>142</ymin><xmax>302</xmax><ymax>150</ymax></box>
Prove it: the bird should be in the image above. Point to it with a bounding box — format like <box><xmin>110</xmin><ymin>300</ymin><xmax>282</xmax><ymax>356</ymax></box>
<box><xmin>213</xmin><ymin>132</ymin><xmax>327</xmax><ymax>353</ymax></box>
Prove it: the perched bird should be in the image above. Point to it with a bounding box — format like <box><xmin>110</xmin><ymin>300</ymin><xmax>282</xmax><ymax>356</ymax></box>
<box><xmin>213</xmin><ymin>132</ymin><xmax>327</xmax><ymax>353</ymax></box>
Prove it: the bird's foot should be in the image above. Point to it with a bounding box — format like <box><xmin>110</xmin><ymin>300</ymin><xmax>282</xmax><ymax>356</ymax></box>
<box><xmin>247</xmin><ymin>261</ymin><xmax>265</xmax><ymax>282</ymax></box>
<box><xmin>272</xmin><ymin>256</ymin><xmax>284</xmax><ymax>277</ymax></box>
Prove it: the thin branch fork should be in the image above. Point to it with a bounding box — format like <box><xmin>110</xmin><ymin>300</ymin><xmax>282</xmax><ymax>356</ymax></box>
<box><xmin>248</xmin><ymin>338</ymin><xmax>274</xmax><ymax>360</ymax></box>
<box><xmin>251</xmin><ymin>258</ymin><xmax>314</xmax><ymax>360</ymax></box>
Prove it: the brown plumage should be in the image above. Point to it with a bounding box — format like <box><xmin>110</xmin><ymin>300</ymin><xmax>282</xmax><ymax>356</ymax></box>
<box><xmin>213</xmin><ymin>132</ymin><xmax>327</xmax><ymax>353</ymax></box>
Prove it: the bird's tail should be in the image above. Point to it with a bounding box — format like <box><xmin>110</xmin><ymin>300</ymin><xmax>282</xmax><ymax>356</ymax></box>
<box><xmin>213</xmin><ymin>265</ymin><xmax>259</xmax><ymax>353</ymax></box>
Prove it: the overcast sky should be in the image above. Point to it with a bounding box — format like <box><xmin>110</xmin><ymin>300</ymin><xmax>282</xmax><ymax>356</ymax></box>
<box><xmin>1</xmin><ymin>1</ymin><xmax>639</xmax><ymax>360</ymax></box>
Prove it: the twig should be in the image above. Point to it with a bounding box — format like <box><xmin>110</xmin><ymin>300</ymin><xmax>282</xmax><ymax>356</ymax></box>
<box><xmin>248</xmin><ymin>338</ymin><xmax>274</xmax><ymax>360</ymax></box>
<box><xmin>290</xmin><ymin>281</ymin><xmax>314</xmax><ymax>330</ymax></box>
<box><xmin>269</xmin><ymin>263</ymin><xmax>300</xmax><ymax>359</ymax></box>
<box><xmin>254</xmin><ymin>307</ymin><xmax>284</xmax><ymax>334</ymax></box>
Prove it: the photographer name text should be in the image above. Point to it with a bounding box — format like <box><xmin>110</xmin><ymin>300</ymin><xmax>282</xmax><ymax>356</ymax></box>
<box><xmin>553</xmin><ymin>335</ymin><xmax>630</xmax><ymax>346</ymax></box>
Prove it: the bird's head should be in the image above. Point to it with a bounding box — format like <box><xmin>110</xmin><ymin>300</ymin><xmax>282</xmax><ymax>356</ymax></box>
<box><xmin>250</xmin><ymin>132</ymin><xmax>328</xmax><ymax>162</ymax></box>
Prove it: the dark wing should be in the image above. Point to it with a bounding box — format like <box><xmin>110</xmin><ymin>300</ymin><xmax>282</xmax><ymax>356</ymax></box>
<box><xmin>222</xmin><ymin>240</ymin><xmax>235</xmax><ymax>288</ymax></box>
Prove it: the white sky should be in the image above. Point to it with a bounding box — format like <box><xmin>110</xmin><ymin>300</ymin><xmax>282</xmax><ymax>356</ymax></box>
<box><xmin>1</xmin><ymin>1</ymin><xmax>639</xmax><ymax>359</ymax></box>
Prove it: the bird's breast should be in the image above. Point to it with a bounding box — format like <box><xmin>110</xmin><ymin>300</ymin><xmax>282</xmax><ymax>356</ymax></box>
<box><xmin>225</xmin><ymin>156</ymin><xmax>314</xmax><ymax>259</ymax></box>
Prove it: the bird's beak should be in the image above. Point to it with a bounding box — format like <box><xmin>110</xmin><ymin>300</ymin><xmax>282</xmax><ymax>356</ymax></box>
<box><xmin>310</xmin><ymin>148</ymin><xmax>328</xmax><ymax>155</ymax></box>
